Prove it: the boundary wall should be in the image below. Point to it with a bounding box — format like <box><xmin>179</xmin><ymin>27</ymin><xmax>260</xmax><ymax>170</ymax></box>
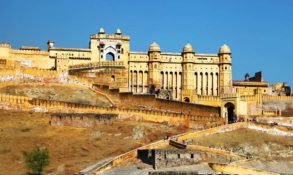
<box><xmin>0</xmin><ymin>92</ymin><xmax>225</xmax><ymax>129</ymax></box>
<box><xmin>209</xmin><ymin>163</ymin><xmax>279</xmax><ymax>175</ymax></box>
<box><xmin>95</xmin><ymin>85</ymin><xmax>221</xmax><ymax>117</ymax></box>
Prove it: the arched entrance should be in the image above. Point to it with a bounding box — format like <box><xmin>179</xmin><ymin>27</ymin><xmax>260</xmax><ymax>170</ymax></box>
<box><xmin>111</xmin><ymin>75</ymin><xmax>115</xmax><ymax>82</ymax></box>
<box><xmin>224</xmin><ymin>102</ymin><xmax>235</xmax><ymax>123</ymax></box>
<box><xmin>184</xmin><ymin>97</ymin><xmax>190</xmax><ymax>103</ymax></box>
<box><xmin>106</xmin><ymin>52</ymin><xmax>115</xmax><ymax>61</ymax></box>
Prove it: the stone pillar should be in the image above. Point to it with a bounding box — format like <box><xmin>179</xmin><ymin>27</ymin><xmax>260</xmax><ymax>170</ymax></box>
<box><xmin>208</xmin><ymin>73</ymin><xmax>213</xmax><ymax>95</ymax></box>
<box><xmin>213</xmin><ymin>73</ymin><xmax>217</xmax><ymax>96</ymax></box>
<box><xmin>202</xmin><ymin>73</ymin><xmax>206</xmax><ymax>95</ymax></box>
<box><xmin>197</xmin><ymin>73</ymin><xmax>200</xmax><ymax>95</ymax></box>
<box><xmin>178</xmin><ymin>72</ymin><xmax>182</xmax><ymax>99</ymax></box>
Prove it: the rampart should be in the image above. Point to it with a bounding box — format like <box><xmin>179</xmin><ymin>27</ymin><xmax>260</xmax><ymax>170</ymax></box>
<box><xmin>0</xmin><ymin>90</ymin><xmax>225</xmax><ymax>129</ymax></box>
<box><xmin>194</xmin><ymin>95</ymin><xmax>221</xmax><ymax>106</ymax></box>
<box><xmin>177</xmin><ymin>122</ymin><xmax>247</xmax><ymax>142</ymax></box>
<box><xmin>262</xmin><ymin>94</ymin><xmax>293</xmax><ymax>116</ymax></box>
<box><xmin>29</xmin><ymin>98</ymin><xmax>225</xmax><ymax>129</ymax></box>
<box><xmin>0</xmin><ymin>94</ymin><xmax>32</xmax><ymax>107</ymax></box>
<box><xmin>262</xmin><ymin>94</ymin><xmax>293</xmax><ymax>101</ymax></box>
<box><xmin>209</xmin><ymin>163</ymin><xmax>279</xmax><ymax>175</ymax></box>
<box><xmin>94</xmin><ymin>85</ymin><xmax>221</xmax><ymax>117</ymax></box>
<box><xmin>177</xmin><ymin>122</ymin><xmax>293</xmax><ymax>142</ymax></box>
<box><xmin>50</xmin><ymin>113</ymin><xmax>118</xmax><ymax>128</ymax></box>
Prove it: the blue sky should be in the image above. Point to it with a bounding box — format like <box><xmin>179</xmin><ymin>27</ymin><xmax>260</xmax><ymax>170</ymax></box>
<box><xmin>0</xmin><ymin>0</ymin><xmax>292</xmax><ymax>86</ymax></box>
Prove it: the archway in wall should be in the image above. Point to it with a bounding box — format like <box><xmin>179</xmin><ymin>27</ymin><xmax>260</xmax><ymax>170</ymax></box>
<box><xmin>111</xmin><ymin>75</ymin><xmax>115</xmax><ymax>82</ymax></box>
<box><xmin>224</xmin><ymin>102</ymin><xmax>235</xmax><ymax>123</ymax></box>
<box><xmin>184</xmin><ymin>97</ymin><xmax>190</xmax><ymax>103</ymax></box>
<box><xmin>106</xmin><ymin>52</ymin><xmax>115</xmax><ymax>61</ymax></box>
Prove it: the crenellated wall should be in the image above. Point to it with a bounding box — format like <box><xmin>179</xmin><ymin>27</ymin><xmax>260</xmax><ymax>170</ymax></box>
<box><xmin>262</xmin><ymin>94</ymin><xmax>293</xmax><ymax>116</ymax></box>
<box><xmin>29</xmin><ymin>98</ymin><xmax>225</xmax><ymax>129</ymax></box>
<box><xmin>0</xmin><ymin>89</ymin><xmax>225</xmax><ymax>129</ymax></box>
<box><xmin>50</xmin><ymin>113</ymin><xmax>118</xmax><ymax>128</ymax></box>
<box><xmin>94</xmin><ymin>84</ymin><xmax>221</xmax><ymax>117</ymax></box>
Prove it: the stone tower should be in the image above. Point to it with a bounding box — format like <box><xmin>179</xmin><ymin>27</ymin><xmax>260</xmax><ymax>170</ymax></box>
<box><xmin>218</xmin><ymin>44</ymin><xmax>233</xmax><ymax>95</ymax></box>
<box><xmin>182</xmin><ymin>43</ymin><xmax>195</xmax><ymax>90</ymax></box>
<box><xmin>148</xmin><ymin>42</ymin><xmax>161</xmax><ymax>92</ymax></box>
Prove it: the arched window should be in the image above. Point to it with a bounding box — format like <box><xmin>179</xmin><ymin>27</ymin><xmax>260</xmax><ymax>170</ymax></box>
<box><xmin>106</xmin><ymin>52</ymin><xmax>115</xmax><ymax>61</ymax></box>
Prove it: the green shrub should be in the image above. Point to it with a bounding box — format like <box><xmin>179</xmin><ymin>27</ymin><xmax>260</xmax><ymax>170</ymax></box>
<box><xmin>23</xmin><ymin>147</ymin><xmax>50</xmax><ymax>175</ymax></box>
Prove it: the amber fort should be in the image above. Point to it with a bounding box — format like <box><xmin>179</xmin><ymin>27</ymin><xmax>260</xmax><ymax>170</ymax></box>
<box><xmin>0</xmin><ymin>28</ymin><xmax>293</xmax><ymax>175</ymax></box>
<box><xmin>0</xmin><ymin>28</ymin><xmax>291</xmax><ymax>121</ymax></box>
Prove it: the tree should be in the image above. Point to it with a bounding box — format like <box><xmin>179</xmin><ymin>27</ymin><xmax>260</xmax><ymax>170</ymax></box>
<box><xmin>23</xmin><ymin>147</ymin><xmax>50</xmax><ymax>175</ymax></box>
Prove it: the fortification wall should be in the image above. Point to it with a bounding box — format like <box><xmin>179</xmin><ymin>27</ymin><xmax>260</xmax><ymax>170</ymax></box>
<box><xmin>0</xmin><ymin>94</ymin><xmax>33</xmax><ymax>111</ymax></box>
<box><xmin>177</xmin><ymin>122</ymin><xmax>293</xmax><ymax>143</ymax></box>
<box><xmin>94</xmin><ymin>85</ymin><xmax>220</xmax><ymax>117</ymax></box>
<box><xmin>177</xmin><ymin>122</ymin><xmax>246</xmax><ymax>142</ymax></box>
<box><xmin>0</xmin><ymin>67</ymin><xmax>60</xmax><ymax>83</ymax></box>
<box><xmin>209</xmin><ymin>163</ymin><xmax>279</xmax><ymax>175</ymax></box>
<box><xmin>50</xmin><ymin>113</ymin><xmax>118</xmax><ymax>128</ymax></box>
<box><xmin>262</xmin><ymin>95</ymin><xmax>293</xmax><ymax>116</ymax></box>
<box><xmin>29</xmin><ymin>98</ymin><xmax>225</xmax><ymax>129</ymax></box>
<box><xmin>240</xmin><ymin>94</ymin><xmax>262</xmax><ymax>116</ymax></box>
<box><xmin>196</xmin><ymin>95</ymin><xmax>221</xmax><ymax>106</ymax></box>
<box><xmin>0</xmin><ymin>46</ymin><xmax>54</xmax><ymax>69</ymax></box>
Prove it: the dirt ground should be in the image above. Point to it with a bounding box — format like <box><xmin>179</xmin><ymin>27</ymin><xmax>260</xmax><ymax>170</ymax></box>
<box><xmin>0</xmin><ymin>110</ymin><xmax>187</xmax><ymax>175</ymax></box>
<box><xmin>0</xmin><ymin>83</ymin><xmax>111</xmax><ymax>107</ymax></box>
<box><xmin>191</xmin><ymin>128</ymin><xmax>293</xmax><ymax>160</ymax></box>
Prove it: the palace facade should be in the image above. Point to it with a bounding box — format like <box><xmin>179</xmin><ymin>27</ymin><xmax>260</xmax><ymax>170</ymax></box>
<box><xmin>0</xmin><ymin>28</ymin><xmax>290</xmax><ymax>120</ymax></box>
<box><xmin>0</xmin><ymin>28</ymin><xmax>234</xmax><ymax>100</ymax></box>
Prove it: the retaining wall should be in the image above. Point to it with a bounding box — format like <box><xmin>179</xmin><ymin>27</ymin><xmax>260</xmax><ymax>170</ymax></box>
<box><xmin>209</xmin><ymin>163</ymin><xmax>279</xmax><ymax>175</ymax></box>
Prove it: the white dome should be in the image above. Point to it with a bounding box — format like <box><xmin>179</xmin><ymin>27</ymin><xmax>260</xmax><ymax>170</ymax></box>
<box><xmin>149</xmin><ymin>42</ymin><xmax>161</xmax><ymax>52</ymax></box>
<box><xmin>183</xmin><ymin>43</ymin><xmax>195</xmax><ymax>53</ymax></box>
<box><xmin>99</xmin><ymin>28</ymin><xmax>105</xmax><ymax>34</ymax></box>
<box><xmin>115</xmin><ymin>28</ymin><xmax>122</xmax><ymax>35</ymax></box>
<box><xmin>219</xmin><ymin>44</ymin><xmax>231</xmax><ymax>54</ymax></box>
